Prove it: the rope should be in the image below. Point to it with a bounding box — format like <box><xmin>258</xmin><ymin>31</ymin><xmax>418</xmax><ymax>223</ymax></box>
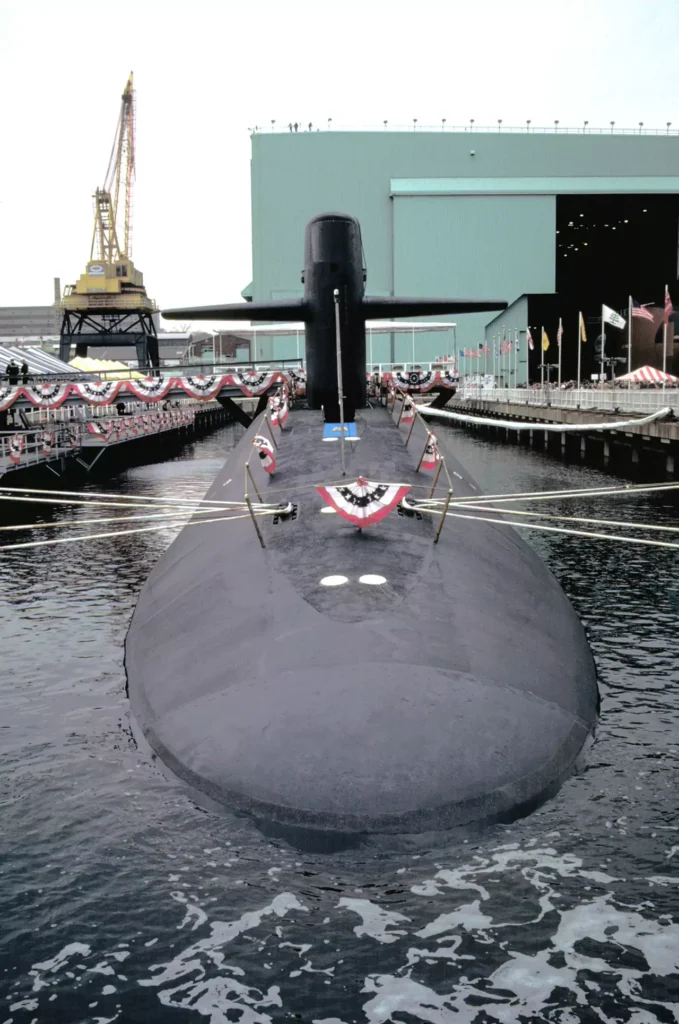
<box><xmin>454</xmin><ymin>481</ymin><xmax>679</xmax><ymax>506</ymax></box>
<box><xmin>400</xmin><ymin>495</ymin><xmax>679</xmax><ymax>550</ymax></box>
<box><xmin>0</xmin><ymin>509</ymin><xmax>274</xmax><ymax>554</ymax></box>
<box><xmin>0</xmin><ymin>484</ymin><xmax>257</xmax><ymax>509</ymax></box>
<box><xmin>447</xmin><ymin>501</ymin><xmax>679</xmax><ymax>536</ymax></box>
<box><xmin>0</xmin><ymin>494</ymin><xmax>229</xmax><ymax>514</ymax></box>
<box><xmin>440</xmin><ymin>509</ymin><xmax>679</xmax><ymax>550</ymax></box>
<box><xmin>448</xmin><ymin>480</ymin><xmax>679</xmax><ymax>505</ymax></box>
<box><xmin>0</xmin><ymin>506</ymin><xmax>249</xmax><ymax>534</ymax></box>
<box><xmin>417</xmin><ymin>404</ymin><xmax>672</xmax><ymax>432</ymax></box>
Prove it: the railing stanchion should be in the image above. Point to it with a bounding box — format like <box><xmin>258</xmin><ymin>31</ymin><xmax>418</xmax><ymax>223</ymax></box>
<box><xmin>434</xmin><ymin>488</ymin><xmax>453</xmax><ymax>543</ymax></box>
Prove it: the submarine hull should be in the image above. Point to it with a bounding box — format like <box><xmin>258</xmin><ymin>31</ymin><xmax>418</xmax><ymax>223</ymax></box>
<box><xmin>125</xmin><ymin>404</ymin><xmax>598</xmax><ymax>833</ymax></box>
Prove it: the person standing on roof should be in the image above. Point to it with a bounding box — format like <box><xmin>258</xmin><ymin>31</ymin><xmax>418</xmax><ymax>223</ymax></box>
<box><xmin>5</xmin><ymin>359</ymin><xmax>19</xmax><ymax>385</ymax></box>
<box><xmin>21</xmin><ymin>360</ymin><xmax>29</xmax><ymax>385</ymax></box>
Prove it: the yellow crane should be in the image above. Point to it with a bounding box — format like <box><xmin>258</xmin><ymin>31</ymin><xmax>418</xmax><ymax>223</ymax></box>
<box><xmin>59</xmin><ymin>73</ymin><xmax>159</xmax><ymax>366</ymax></box>
<box><xmin>62</xmin><ymin>72</ymin><xmax>153</xmax><ymax>312</ymax></box>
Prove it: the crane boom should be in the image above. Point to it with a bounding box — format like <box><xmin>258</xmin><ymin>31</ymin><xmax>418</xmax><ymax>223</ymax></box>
<box><xmin>91</xmin><ymin>73</ymin><xmax>135</xmax><ymax>263</ymax></box>
<box><xmin>62</xmin><ymin>71</ymin><xmax>153</xmax><ymax>315</ymax></box>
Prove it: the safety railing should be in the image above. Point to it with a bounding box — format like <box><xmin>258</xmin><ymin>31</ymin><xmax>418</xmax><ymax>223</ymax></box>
<box><xmin>456</xmin><ymin>387</ymin><xmax>679</xmax><ymax>414</ymax></box>
<box><xmin>263</xmin><ymin>122</ymin><xmax>679</xmax><ymax>137</ymax></box>
<box><xmin>0</xmin><ymin>427</ymin><xmax>77</xmax><ymax>471</ymax></box>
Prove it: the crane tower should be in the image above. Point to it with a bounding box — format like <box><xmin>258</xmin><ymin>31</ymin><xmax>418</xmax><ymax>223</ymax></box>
<box><xmin>59</xmin><ymin>73</ymin><xmax>159</xmax><ymax>367</ymax></box>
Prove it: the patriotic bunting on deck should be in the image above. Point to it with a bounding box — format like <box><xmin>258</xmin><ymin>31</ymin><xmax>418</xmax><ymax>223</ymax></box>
<box><xmin>252</xmin><ymin>434</ymin><xmax>276</xmax><ymax>473</ymax></box>
<box><xmin>316</xmin><ymin>476</ymin><xmax>411</xmax><ymax>527</ymax></box>
<box><xmin>420</xmin><ymin>432</ymin><xmax>440</xmax><ymax>470</ymax></box>
<box><xmin>392</xmin><ymin>370</ymin><xmax>437</xmax><ymax>392</ymax></box>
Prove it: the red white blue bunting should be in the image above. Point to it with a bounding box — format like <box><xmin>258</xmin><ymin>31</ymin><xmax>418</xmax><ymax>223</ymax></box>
<box><xmin>316</xmin><ymin>476</ymin><xmax>411</xmax><ymax>527</ymax></box>
<box><xmin>0</xmin><ymin>371</ymin><xmax>290</xmax><ymax>411</ymax></box>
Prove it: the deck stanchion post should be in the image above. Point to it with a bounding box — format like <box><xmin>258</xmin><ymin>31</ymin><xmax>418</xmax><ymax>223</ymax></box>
<box><xmin>435</xmin><ymin>487</ymin><xmax>453</xmax><ymax>543</ymax></box>
<box><xmin>246</xmin><ymin>460</ymin><xmax>263</xmax><ymax>503</ymax></box>
<box><xmin>245</xmin><ymin>492</ymin><xmax>266</xmax><ymax>548</ymax></box>
<box><xmin>404</xmin><ymin>411</ymin><xmax>417</xmax><ymax>446</ymax></box>
<box><xmin>396</xmin><ymin>389</ymin><xmax>407</xmax><ymax>425</ymax></box>
<box><xmin>244</xmin><ymin>460</ymin><xmax>266</xmax><ymax>548</ymax></box>
<box><xmin>429</xmin><ymin>456</ymin><xmax>443</xmax><ymax>497</ymax></box>
<box><xmin>265</xmin><ymin>411</ymin><xmax>278</xmax><ymax>449</ymax></box>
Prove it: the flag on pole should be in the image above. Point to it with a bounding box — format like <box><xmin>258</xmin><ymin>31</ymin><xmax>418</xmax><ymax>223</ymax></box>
<box><xmin>602</xmin><ymin>304</ymin><xmax>627</xmax><ymax>330</ymax></box>
<box><xmin>421</xmin><ymin>432</ymin><xmax>441</xmax><ymax>470</ymax></box>
<box><xmin>501</xmin><ymin>338</ymin><xmax>512</xmax><ymax>355</ymax></box>
<box><xmin>664</xmin><ymin>285</ymin><xmax>673</xmax><ymax>324</ymax></box>
<box><xmin>579</xmin><ymin>312</ymin><xmax>587</xmax><ymax>342</ymax></box>
<box><xmin>632</xmin><ymin>299</ymin><xmax>654</xmax><ymax>322</ymax></box>
<box><xmin>527</xmin><ymin>327</ymin><xmax>534</xmax><ymax>351</ymax></box>
<box><xmin>252</xmin><ymin>434</ymin><xmax>276</xmax><ymax>474</ymax></box>
<box><xmin>542</xmin><ymin>329</ymin><xmax>550</xmax><ymax>352</ymax></box>
<box><xmin>401</xmin><ymin>396</ymin><xmax>415</xmax><ymax>423</ymax></box>
<box><xmin>557</xmin><ymin>318</ymin><xmax>563</xmax><ymax>346</ymax></box>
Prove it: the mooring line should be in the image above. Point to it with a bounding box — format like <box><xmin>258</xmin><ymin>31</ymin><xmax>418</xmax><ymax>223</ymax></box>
<box><xmin>0</xmin><ymin>509</ymin><xmax>274</xmax><ymax>553</ymax></box>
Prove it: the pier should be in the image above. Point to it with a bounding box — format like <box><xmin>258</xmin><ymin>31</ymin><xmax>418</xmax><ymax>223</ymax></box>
<box><xmin>439</xmin><ymin>388</ymin><xmax>679</xmax><ymax>477</ymax></box>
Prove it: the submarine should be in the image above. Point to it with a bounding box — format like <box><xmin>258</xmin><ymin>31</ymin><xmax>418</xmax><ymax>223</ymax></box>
<box><xmin>125</xmin><ymin>212</ymin><xmax>599</xmax><ymax>835</ymax></box>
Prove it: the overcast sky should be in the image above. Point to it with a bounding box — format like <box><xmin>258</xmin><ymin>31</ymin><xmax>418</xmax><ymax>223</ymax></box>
<box><xmin>1</xmin><ymin>0</ymin><xmax>677</xmax><ymax>327</ymax></box>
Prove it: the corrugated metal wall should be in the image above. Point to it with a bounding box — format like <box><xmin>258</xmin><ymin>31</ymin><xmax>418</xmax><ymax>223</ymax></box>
<box><xmin>393</xmin><ymin>195</ymin><xmax>554</xmax><ymax>354</ymax></box>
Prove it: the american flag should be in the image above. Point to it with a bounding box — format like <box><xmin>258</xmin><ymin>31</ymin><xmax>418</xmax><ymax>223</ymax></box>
<box><xmin>501</xmin><ymin>338</ymin><xmax>512</xmax><ymax>355</ymax></box>
<box><xmin>527</xmin><ymin>327</ymin><xmax>534</xmax><ymax>351</ymax></box>
<box><xmin>665</xmin><ymin>285</ymin><xmax>673</xmax><ymax>324</ymax></box>
<box><xmin>632</xmin><ymin>298</ymin><xmax>654</xmax><ymax>322</ymax></box>
<box><xmin>557</xmin><ymin>318</ymin><xmax>563</xmax><ymax>346</ymax></box>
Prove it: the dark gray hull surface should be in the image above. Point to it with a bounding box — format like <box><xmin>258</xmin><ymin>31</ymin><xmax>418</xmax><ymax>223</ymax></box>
<box><xmin>125</xmin><ymin>404</ymin><xmax>598</xmax><ymax>833</ymax></box>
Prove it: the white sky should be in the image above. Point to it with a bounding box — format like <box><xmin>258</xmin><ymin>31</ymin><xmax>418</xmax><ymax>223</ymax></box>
<box><xmin>1</xmin><ymin>0</ymin><xmax>677</xmax><ymax>328</ymax></box>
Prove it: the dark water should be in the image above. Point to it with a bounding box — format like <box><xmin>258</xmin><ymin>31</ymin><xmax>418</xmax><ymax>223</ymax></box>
<box><xmin>2</xmin><ymin>423</ymin><xmax>679</xmax><ymax>1024</ymax></box>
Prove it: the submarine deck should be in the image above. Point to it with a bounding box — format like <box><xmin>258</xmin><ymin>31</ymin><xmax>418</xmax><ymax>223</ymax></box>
<box><xmin>125</xmin><ymin>401</ymin><xmax>598</xmax><ymax>834</ymax></box>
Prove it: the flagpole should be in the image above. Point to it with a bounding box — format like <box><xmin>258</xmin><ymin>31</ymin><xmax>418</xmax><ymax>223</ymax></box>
<box><xmin>526</xmin><ymin>327</ymin><xmax>530</xmax><ymax>386</ymax></box>
<box><xmin>557</xmin><ymin>319</ymin><xmax>562</xmax><ymax>390</ymax></box>
<box><xmin>577</xmin><ymin>312</ymin><xmax>582</xmax><ymax>391</ymax></box>
<box><xmin>492</xmin><ymin>335</ymin><xmax>496</xmax><ymax>384</ymax></box>
<box><xmin>333</xmin><ymin>288</ymin><xmax>346</xmax><ymax>476</ymax></box>
<box><xmin>600</xmin><ymin>306</ymin><xmax>605</xmax><ymax>386</ymax></box>
<box><xmin>663</xmin><ymin>283</ymin><xmax>668</xmax><ymax>391</ymax></box>
<box><xmin>540</xmin><ymin>326</ymin><xmax>544</xmax><ymax>388</ymax></box>
<box><xmin>627</xmin><ymin>295</ymin><xmax>632</xmax><ymax>392</ymax></box>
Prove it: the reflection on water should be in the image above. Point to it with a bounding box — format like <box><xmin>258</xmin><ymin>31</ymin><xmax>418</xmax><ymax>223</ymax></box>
<box><xmin>1</xmin><ymin>423</ymin><xmax>678</xmax><ymax>1023</ymax></box>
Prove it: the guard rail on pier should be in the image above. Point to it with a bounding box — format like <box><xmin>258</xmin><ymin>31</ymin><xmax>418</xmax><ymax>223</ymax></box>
<box><xmin>459</xmin><ymin>388</ymin><xmax>679</xmax><ymax>415</ymax></box>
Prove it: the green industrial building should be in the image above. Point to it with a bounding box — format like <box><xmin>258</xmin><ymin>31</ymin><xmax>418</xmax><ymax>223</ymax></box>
<box><xmin>246</xmin><ymin>128</ymin><xmax>679</xmax><ymax>383</ymax></box>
